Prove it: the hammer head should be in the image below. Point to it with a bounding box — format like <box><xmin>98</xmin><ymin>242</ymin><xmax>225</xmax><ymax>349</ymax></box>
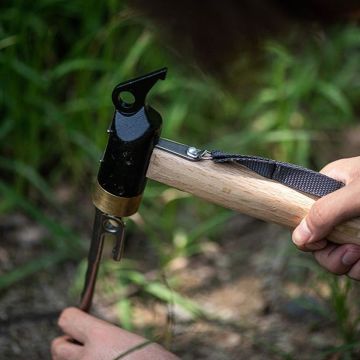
<box><xmin>93</xmin><ymin>68</ymin><xmax>167</xmax><ymax>217</ymax></box>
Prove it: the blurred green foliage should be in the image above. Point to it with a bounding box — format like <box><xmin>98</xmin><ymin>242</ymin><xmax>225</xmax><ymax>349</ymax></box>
<box><xmin>1</xmin><ymin>0</ymin><xmax>360</xmax><ymax>357</ymax></box>
<box><xmin>1</xmin><ymin>2</ymin><xmax>359</xmax><ymax>190</ymax></box>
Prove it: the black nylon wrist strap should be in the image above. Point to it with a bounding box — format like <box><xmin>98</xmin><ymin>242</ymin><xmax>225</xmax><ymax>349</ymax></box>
<box><xmin>211</xmin><ymin>151</ymin><xmax>344</xmax><ymax>198</ymax></box>
<box><xmin>155</xmin><ymin>139</ymin><xmax>344</xmax><ymax>198</ymax></box>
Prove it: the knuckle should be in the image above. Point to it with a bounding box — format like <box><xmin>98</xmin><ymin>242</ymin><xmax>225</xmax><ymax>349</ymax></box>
<box><xmin>346</xmin><ymin>158</ymin><xmax>360</xmax><ymax>180</ymax></box>
<box><xmin>321</xmin><ymin>158</ymin><xmax>347</xmax><ymax>175</ymax></box>
<box><xmin>321</xmin><ymin>157</ymin><xmax>360</xmax><ymax>184</ymax></box>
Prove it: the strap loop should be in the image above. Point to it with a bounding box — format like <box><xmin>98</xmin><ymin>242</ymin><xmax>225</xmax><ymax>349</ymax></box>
<box><xmin>211</xmin><ymin>151</ymin><xmax>344</xmax><ymax>197</ymax></box>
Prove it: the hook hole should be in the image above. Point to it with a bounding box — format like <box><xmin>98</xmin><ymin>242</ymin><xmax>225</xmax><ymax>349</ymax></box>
<box><xmin>118</xmin><ymin>91</ymin><xmax>136</xmax><ymax>109</ymax></box>
<box><xmin>103</xmin><ymin>218</ymin><xmax>122</xmax><ymax>234</ymax></box>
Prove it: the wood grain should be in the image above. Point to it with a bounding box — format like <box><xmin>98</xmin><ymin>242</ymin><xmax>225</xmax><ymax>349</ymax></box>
<box><xmin>147</xmin><ymin>148</ymin><xmax>360</xmax><ymax>246</ymax></box>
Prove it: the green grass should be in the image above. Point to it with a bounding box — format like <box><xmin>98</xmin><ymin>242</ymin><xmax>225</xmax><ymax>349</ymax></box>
<box><xmin>1</xmin><ymin>1</ymin><xmax>360</xmax><ymax>357</ymax></box>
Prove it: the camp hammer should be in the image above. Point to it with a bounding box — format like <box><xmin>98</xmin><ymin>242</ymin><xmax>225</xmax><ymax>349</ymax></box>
<box><xmin>80</xmin><ymin>68</ymin><xmax>360</xmax><ymax>312</ymax></box>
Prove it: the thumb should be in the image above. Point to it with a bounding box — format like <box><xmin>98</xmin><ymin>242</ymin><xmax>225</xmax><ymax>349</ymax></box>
<box><xmin>292</xmin><ymin>180</ymin><xmax>360</xmax><ymax>251</ymax></box>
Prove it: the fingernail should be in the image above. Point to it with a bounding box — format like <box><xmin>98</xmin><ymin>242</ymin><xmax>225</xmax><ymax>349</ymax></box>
<box><xmin>342</xmin><ymin>251</ymin><xmax>360</xmax><ymax>266</ymax></box>
<box><xmin>292</xmin><ymin>219</ymin><xmax>312</xmax><ymax>246</ymax></box>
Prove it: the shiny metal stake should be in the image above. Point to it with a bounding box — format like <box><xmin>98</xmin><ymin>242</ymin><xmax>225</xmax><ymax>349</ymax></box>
<box><xmin>79</xmin><ymin>209</ymin><xmax>125</xmax><ymax>312</ymax></box>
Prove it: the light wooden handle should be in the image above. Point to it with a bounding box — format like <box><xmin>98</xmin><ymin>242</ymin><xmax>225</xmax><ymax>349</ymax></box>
<box><xmin>147</xmin><ymin>148</ymin><xmax>360</xmax><ymax>246</ymax></box>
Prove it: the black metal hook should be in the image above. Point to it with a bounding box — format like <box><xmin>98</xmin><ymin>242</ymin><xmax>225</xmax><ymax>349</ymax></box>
<box><xmin>112</xmin><ymin>67</ymin><xmax>167</xmax><ymax>115</ymax></box>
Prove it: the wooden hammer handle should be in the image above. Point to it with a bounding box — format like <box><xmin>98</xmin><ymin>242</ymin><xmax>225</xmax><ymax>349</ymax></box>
<box><xmin>147</xmin><ymin>148</ymin><xmax>360</xmax><ymax>246</ymax></box>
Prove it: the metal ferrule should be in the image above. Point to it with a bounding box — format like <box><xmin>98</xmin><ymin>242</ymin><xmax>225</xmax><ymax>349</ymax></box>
<box><xmin>92</xmin><ymin>181</ymin><xmax>142</xmax><ymax>217</ymax></box>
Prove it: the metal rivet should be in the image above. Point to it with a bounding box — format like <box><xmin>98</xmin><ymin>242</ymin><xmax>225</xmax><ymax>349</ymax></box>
<box><xmin>187</xmin><ymin>147</ymin><xmax>201</xmax><ymax>158</ymax></box>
